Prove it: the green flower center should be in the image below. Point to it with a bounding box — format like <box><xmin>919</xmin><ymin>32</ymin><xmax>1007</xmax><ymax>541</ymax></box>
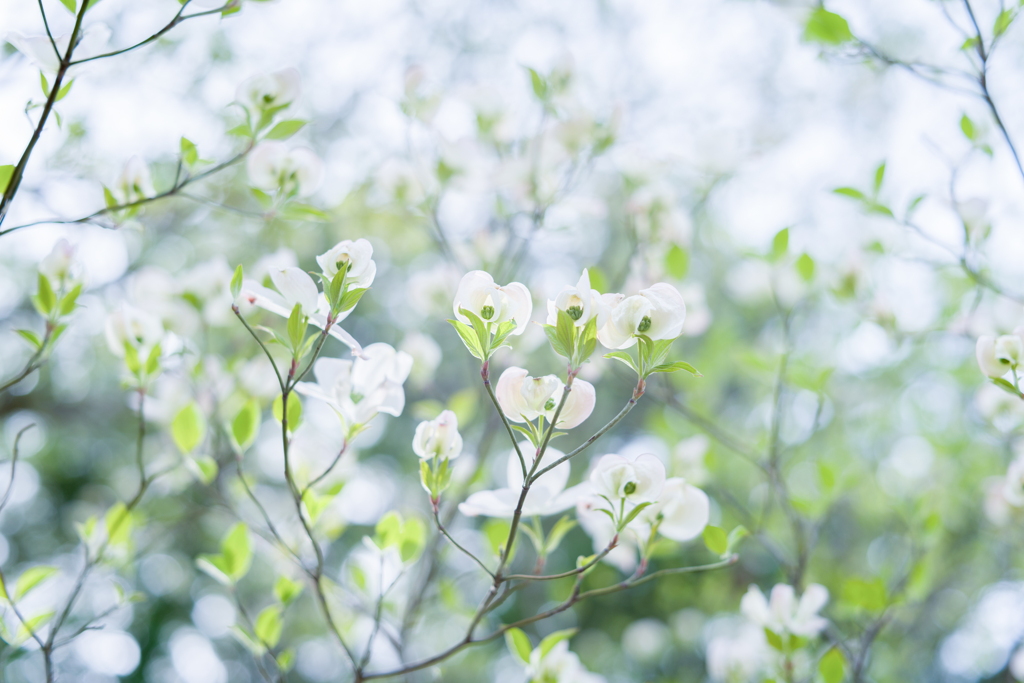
<box><xmin>481</xmin><ymin>305</ymin><xmax>495</xmax><ymax>320</ymax></box>
<box><xmin>623</xmin><ymin>481</ymin><xmax>637</xmax><ymax>495</ymax></box>
<box><xmin>637</xmin><ymin>315</ymin><xmax>652</xmax><ymax>333</ymax></box>
<box><xmin>567</xmin><ymin>305</ymin><xmax>583</xmax><ymax>320</ymax></box>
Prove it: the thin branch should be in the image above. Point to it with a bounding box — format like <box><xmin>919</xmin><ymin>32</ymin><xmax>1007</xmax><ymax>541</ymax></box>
<box><xmin>432</xmin><ymin>509</ymin><xmax>494</xmax><ymax>578</ymax></box>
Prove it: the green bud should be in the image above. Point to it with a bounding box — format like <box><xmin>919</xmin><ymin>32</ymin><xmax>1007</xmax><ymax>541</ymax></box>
<box><xmin>623</xmin><ymin>481</ymin><xmax>637</xmax><ymax>495</ymax></box>
<box><xmin>567</xmin><ymin>305</ymin><xmax>583</xmax><ymax>321</ymax></box>
<box><xmin>544</xmin><ymin>398</ymin><xmax>556</xmax><ymax>411</ymax></box>
<box><xmin>637</xmin><ymin>316</ymin><xmax>652</xmax><ymax>333</ymax></box>
<box><xmin>481</xmin><ymin>305</ymin><xmax>495</xmax><ymax>320</ymax></box>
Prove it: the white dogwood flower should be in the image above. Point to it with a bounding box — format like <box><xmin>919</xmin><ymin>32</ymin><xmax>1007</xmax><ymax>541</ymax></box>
<box><xmin>977</xmin><ymin>333</ymin><xmax>1024</xmax><ymax>379</ymax></box>
<box><xmin>412</xmin><ymin>410</ymin><xmax>463</xmax><ymax>460</ymax></box>
<box><xmin>294</xmin><ymin>344</ymin><xmax>412</xmax><ymax>431</ymax></box>
<box><xmin>494</xmin><ymin>367</ymin><xmax>596</xmax><ymax>429</ymax></box>
<box><xmin>247</xmin><ymin>141</ymin><xmax>323</xmax><ymax>197</ymax></box>
<box><xmin>239</xmin><ymin>267</ymin><xmax>362</xmax><ymax>353</ymax></box>
<box><xmin>598</xmin><ymin>283</ymin><xmax>686</xmax><ymax>349</ymax></box>
<box><xmin>105</xmin><ymin>303</ymin><xmax>164</xmax><ymax>358</ymax></box>
<box><xmin>7</xmin><ymin>24</ymin><xmax>110</xmax><ymax>75</ymax></box>
<box><xmin>589</xmin><ymin>453</ymin><xmax>666</xmax><ymax>505</ymax></box>
<box><xmin>39</xmin><ymin>239</ymin><xmax>81</xmax><ymax>284</ymax></box>
<box><xmin>740</xmin><ymin>583</ymin><xmax>829</xmax><ymax>638</ymax></box>
<box><xmin>452</xmin><ymin>270</ymin><xmax>532</xmax><ymax>334</ymax></box>
<box><xmin>639</xmin><ymin>477</ymin><xmax>710</xmax><ymax>542</ymax></box>
<box><xmin>236</xmin><ymin>68</ymin><xmax>301</xmax><ymax>113</ymax></box>
<box><xmin>546</xmin><ymin>268</ymin><xmax>610</xmax><ymax>328</ymax></box>
<box><xmin>525</xmin><ymin>641</ymin><xmax>606</xmax><ymax>683</ymax></box>
<box><xmin>113</xmin><ymin>156</ymin><xmax>155</xmax><ymax>205</ymax></box>
<box><xmin>316</xmin><ymin>239</ymin><xmax>376</xmax><ymax>288</ymax></box>
<box><xmin>459</xmin><ymin>443</ymin><xmax>584</xmax><ymax>518</ymax></box>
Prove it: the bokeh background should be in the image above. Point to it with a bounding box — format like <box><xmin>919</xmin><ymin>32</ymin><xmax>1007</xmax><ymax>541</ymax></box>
<box><xmin>3</xmin><ymin>0</ymin><xmax>1024</xmax><ymax>681</ymax></box>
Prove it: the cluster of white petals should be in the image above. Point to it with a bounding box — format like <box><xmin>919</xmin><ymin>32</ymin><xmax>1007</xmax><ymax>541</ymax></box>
<box><xmin>40</xmin><ymin>239</ymin><xmax>81</xmax><ymax>284</ymax></box>
<box><xmin>597</xmin><ymin>283</ymin><xmax>687</xmax><ymax>349</ymax></box>
<box><xmin>105</xmin><ymin>303</ymin><xmax>165</xmax><ymax>358</ymax></box>
<box><xmin>977</xmin><ymin>331</ymin><xmax>1024</xmax><ymax>378</ymax></box>
<box><xmin>247</xmin><ymin>141</ymin><xmax>324</xmax><ymax>197</ymax></box>
<box><xmin>316</xmin><ymin>238</ymin><xmax>376</xmax><ymax>288</ymax></box>
<box><xmin>236</xmin><ymin>68</ymin><xmax>301</xmax><ymax>113</ymax></box>
<box><xmin>590</xmin><ymin>452</ymin><xmax>665</xmax><ymax>505</ymax></box>
<box><xmin>740</xmin><ymin>583</ymin><xmax>830</xmax><ymax>638</ymax></box>
<box><xmin>114</xmin><ymin>156</ymin><xmax>155</xmax><ymax>205</ymax></box>
<box><xmin>638</xmin><ymin>477</ymin><xmax>710</xmax><ymax>541</ymax></box>
<box><xmin>459</xmin><ymin>443</ymin><xmax>584</xmax><ymax>518</ymax></box>
<box><xmin>452</xmin><ymin>271</ymin><xmax>532</xmax><ymax>334</ymax></box>
<box><xmin>546</xmin><ymin>268</ymin><xmax>609</xmax><ymax>328</ymax></box>
<box><xmin>495</xmin><ymin>367</ymin><xmax>596</xmax><ymax>429</ymax></box>
<box><xmin>294</xmin><ymin>344</ymin><xmax>412</xmax><ymax>431</ymax></box>
<box><xmin>412</xmin><ymin>410</ymin><xmax>463</xmax><ymax>461</ymax></box>
<box><xmin>7</xmin><ymin>24</ymin><xmax>110</xmax><ymax>76</ymax></box>
<box><xmin>525</xmin><ymin>641</ymin><xmax>606</xmax><ymax>683</ymax></box>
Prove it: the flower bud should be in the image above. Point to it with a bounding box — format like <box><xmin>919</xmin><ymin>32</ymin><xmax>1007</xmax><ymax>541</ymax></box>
<box><xmin>412</xmin><ymin>410</ymin><xmax>463</xmax><ymax>460</ymax></box>
<box><xmin>977</xmin><ymin>333</ymin><xmax>1024</xmax><ymax>378</ymax></box>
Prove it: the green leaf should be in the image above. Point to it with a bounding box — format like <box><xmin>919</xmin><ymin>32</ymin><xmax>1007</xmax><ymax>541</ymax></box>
<box><xmin>527</xmin><ymin>67</ymin><xmax>547</xmax><ymax>100</ymax></box>
<box><xmin>576</xmin><ymin>315</ymin><xmax>599</xmax><ymax>366</ymax></box>
<box><xmin>58</xmin><ymin>0</ymin><xmax>75</xmax><ymax>12</ymax></box>
<box><xmin>40</xmin><ymin>72</ymin><xmax>50</xmax><ymax>98</ymax></box>
<box><xmin>188</xmin><ymin>455</ymin><xmax>218</xmax><ymax>485</ymax></box>
<box><xmin>221</xmin><ymin>523</ymin><xmax>253</xmax><ymax>581</ymax></box>
<box><xmin>105</xmin><ymin>502</ymin><xmax>132</xmax><ymax>547</ymax></box>
<box><xmin>272</xmin><ymin>393</ymin><xmax>302</xmax><ymax>431</ymax></box>
<box><xmin>819</xmin><ymin>647</ymin><xmax>846</xmax><ymax>683</ymax></box>
<box><xmin>180</xmin><ymin>137</ymin><xmax>198</xmax><ymax>166</ymax></box>
<box><xmin>17</xmin><ymin>611</ymin><xmax>54</xmax><ymax>643</ymax></box>
<box><xmin>764</xmin><ymin>627</ymin><xmax>784</xmax><ymax>651</ymax></box>
<box><xmin>702</xmin><ymin>525</ymin><xmax>728</xmax><ymax>555</ymax></box>
<box><xmin>171</xmin><ymin>402</ymin><xmax>206</xmax><ymax>454</ymax></box>
<box><xmin>265</xmin><ymin>119</ymin><xmax>307</xmax><ymax>140</ymax></box>
<box><xmin>231</xmin><ymin>264</ymin><xmax>243</xmax><ymax>299</ymax></box>
<box><xmin>649</xmin><ymin>361</ymin><xmax>702</xmax><ymax>377</ymax></box>
<box><xmin>664</xmin><ymin>244</ymin><xmax>689</xmax><ymax>279</ymax></box>
<box><xmin>545</xmin><ymin>515</ymin><xmax>577</xmax><ymax>554</ymax></box>
<box><xmin>491</xmin><ymin>319</ymin><xmax>518</xmax><ymax>354</ymax></box>
<box><xmin>995</xmin><ymin>9</ymin><xmax>1015</xmax><ymax>37</ymax></box>
<box><xmin>538</xmin><ymin>628</ymin><xmax>578</xmax><ymax>659</ymax></box>
<box><xmin>103</xmin><ymin>185</ymin><xmax>118</xmax><ymax>208</ymax></box>
<box><xmin>227</xmin><ymin>122</ymin><xmax>252</xmax><ymax>138</ymax></box>
<box><xmin>725</xmin><ymin>525</ymin><xmax>749</xmax><ymax>555</ymax></box>
<box><xmin>960</xmin><ymin>114</ymin><xmax>976</xmax><ymax>141</ymax></box>
<box><xmin>14</xmin><ymin>566</ymin><xmax>58</xmax><ymax>600</ymax></box>
<box><xmin>232</xmin><ymin>398</ymin><xmax>261</xmax><ymax>451</ymax></box>
<box><xmin>842</xmin><ymin>577</ymin><xmax>887</xmax><ymax>612</ymax></box>
<box><xmin>274</xmin><ymin>576</ymin><xmax>303</xmax><ymax>605</ymax></box>
<box><xmin>255</xmin><ymin>605</ymin><xmax>283</xmax><ymax>648</ymax></box>
<box><xmin>55</xmin><ymin>79</ymin><xmax>73</xmax><ymax>102</ymax></box>
<box><xmin>604</xmin><ymin>351</ymin><xmax>639</xmax><ymax>374</ymax></box>
<box><xmin>286</xmin><ymin>303</ymin><xmax>304</xmax><ymax>351</ymax></box>
<box><xmin>544</xmin><ymin>324</ymin><xmax>570</xmax><ymax>359</ymax></box>
<box><xmin>16</xmin><ymin>329</ymin><xmax>41</xmax><ymax>350</ymax></box>
<box><xmin>448</xmin><ymin>319</ymin><xmax>484</xmax><ymax>360</ymax></box>
<box><xmin>505</xmin><ymin>627</ymin><xmax>532</xmax><ymax>664</ymax></box>
<box><xmin>620</xmin><ymin>501</ymin><xmax>652</xmax><ymax>529</ymax></box>
<box><xmin>795</xmin><ymin>253</ymin><xmax>815</xmax><ymax>282</ymax></box>
<box><xmin>555</xmin><ymin>308</ymin><xmax>575</xmax><ymax>360</ymax></box>
<box><xmin>36</xmin><ymin>273</ymin><xmax>56</xmax><ymax>315</ymax></box>
<box><xmin>991</xmin><ymin>376</ymin><xmax>1022</xmax><ymax>397</ymax></box>
<box><xmin>339</xmin><ymin>287</ymin><xmax>368</xmax><ymax>313</ymax></box>
<box><xmin>144</xmin><ymin>342</ymin><xmax>162</xmax><ymax>377</ymax></box>
<box><xmin>0</xmin><ymin>165</ymin><xmax>14</xmax><ymax>193</ymax></box>
<box><xmin>459</xmin><ymin>307</ymin><xmax>491</xmax><ymax>358</ymax></box>
<box><xmin>873</xmin><ymin>162</ymin><xmax>885</xmax><ymax>194</ymax></box>
<box><xmin>58</xmin><ymin>283</ymin><xmax>82</xmax><ymax>316</ymax></box>
<box><xmin>770</xmin><ymin>227</ymin><xmax>789</xmax><ymax>261</ymax></box>
<box><xmin>804</xmin><ymin>8</ymin><xmax>854</xmax><ymax>44</ymax></box>
<box><xmin>483</xmin><ymin>518</ymin><xmax>515</xmax><ymax>562</ymax></box>
<box><xmin>833</xmin><ymin>187</ymin><xmax>866</xmax><ymax>200</ymax></box>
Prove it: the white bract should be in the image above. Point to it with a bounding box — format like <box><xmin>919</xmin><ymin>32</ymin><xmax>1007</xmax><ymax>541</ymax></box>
<box><xmin>452</xmin><ymin>270</ymin><xmax>532</xmax><ymax>334</ymax></box>
<box><xmin>236</xmin><ymin>68</ymin><xmax>301</xmax><ymax>113</ymax></box>
<box><xmin>589</xmin><ymin>453</ymin><xmax>666</xmax><ymax>505</ymax></box>
<box><xmin>7</xmin><ymin>24</ymin><xmax>110</xmax><ymax>75</ymax></box>
<box><xmin>294</xmin><ymin>344</ymin><xmax>412</xmax><ymax>432</ymax></box>
<box><xmin>740</xmin><ymin>583</ymin><xmax>829</xmax><ymax>638</ymax></box>
<box><xmin>525</xmin><ymin>640</ymin><xmax>606</xmax><ymax>683</ymax></box>
<box><xmin>638</xmin><ymin>477</ymin><xmax>710</xmax><ymax>541</ymax></box>
<box><xmin>113</xmin><ymin>156</ymin><xmax>155</xmax><ymax>205</ymax></box>
<box><xmin>546</xmin><ymin>268</ymin><xmax>610</xmax><ymax>328</ymax></box>
<box><xmin>977</xmin><ymin>333</ymin><xmax>1024</xmax><ymax>379</ymax></box>
<box><xmin>412</xmin><ymin>410</ymin><xmax>463</xmax><ymax>461</ymax></box>
<box><xmin>40</xmin><ymin>238</ymin><xmax>81</xmax><ymax>284</ymax></box>
<box><xmin>316</xmin><ymin>239</ymin><xmax>376</xmax><ymax>288</ymax></box>
<box><xmin>495</xmin><ymin>367</ymin><xmax>595</xmax><ymax>429</ymax></box>
<box><xmin>597</xmin><ymin>283</ymin><xmax>686</xmax><ymax>349</ymax></box>
<box><xmin>247</xmin><ymin>141</ymin><xmax>324</xmax><ymax>197</ymax></box>
<box><xmin>105</xmin><ymin>303</ymin><xmax>164</xmax><ymax>358</ymax></box>
<box><xmin>239</xmin><ymin>266</ymin><xmax>362</xmax><ymax>352</ymax></box>
<box><xmin>459</xmin><ymin>444</ymin><xmax>583</xmax><ymax>518</ymax></box>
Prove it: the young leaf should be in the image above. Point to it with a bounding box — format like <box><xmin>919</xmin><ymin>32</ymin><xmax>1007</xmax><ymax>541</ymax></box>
<box><xmin>105</xmin><ymin>502</ymin><xmax>132</xmax><ymax>547</ymax></box>
<box><xmin>265</xmin><ymin>119</ymin><xmax>307</xmax><ymax>140</ymax></box>
<box><xmin>232</xmin><ymin>398</ymin><xmax>262</xmax><ymax>451</ymax></box>
<box><xmin>188</xmin><ymin>455</ymin><xmax>218</xmax><ymax>485</ymax></box>
<box><xmin>55</xmin><ymin>79</ymin><xmax>74</xmax><ymax>102</ymax></box>
<box><xmin>14</xmin><ymin>566</ymin><xmax>58</xmax><ymax>600</ymax></box>
<box><xmin>544</xmin><ymin>324</ymin><xmax>570</xmax><ymax>359</ymax></box>
<box><xmin>604</xmin><ymin>351</ymin><xmax>639</xmax><ymax>374</ymax></box>
<box><xmin>873</xmin><ymin>162</ymin><xmax>886</xmax><ymax>194</ymax></box>
<box><xmin>833</xmin><ymin>187</ymin><xmax>866</xmax><ymax>200</ymax></box>
<box><xmin>545</xmin><ymin>515</ymin><xmax>577</xmax><ymax>554</ymax></box>
<box><xmin>994</xmin><ymin>9</ymin><xmax>1015</xmax><ymax>37</ymax></box>
<box><xmin>804</xmin><ymin>8</ymin><xmax>853</xmax><ymax>44</ymax></box>
<box><xmin>286</xmin><ymin>303</ymin><xmax>304</xmax><ymax>351</ymax></box>
<box><xmin>819</xmin><ymin>647</ymin><xmax>846</xmax><ymax>683</ymax></box>
<box><xmin>795</xmin><ymin>253</ymin><xmax>815</xmax><ymax>282</ymax></box>
<box><xmin>538</xmin><ymin>628</ymin><xmax>578</xmax><ymax>659</ymax></box>
<box><xmin>620</xmin><ymin>501</ymin><xmax>652</xmax><ymax>529</ymax></box>
<box><xmin>0</xmin><ymin>165</ymin><xmax>14</xmax><ymax>193</ymax></box>
<box><xmin>180</xmin><ymin>137</ymin><xmax>198</xmax><ymax>166</ymax></box>
<box><xmin>58</xmin><ymin>0</ymin><xmax>75</xmax><ymax>12</ymax></box>
<box><xmin>505</xmin><ymin>627</ymin><xmax>532</xmax><ymax>664</ymax></box>
<box><xmin>255</xmin><ymin>605</ymin><xmax>283</xmax><ymax>648</ymax></box>
<box><xmin>221</xmin><ymin>523</ymin><xmax>253</xmax><ymax>581</ymax></box>
<box><xmin>664</xmin><ymin>243</ymin><xmax>689</xmax><ymax>279</ymax></box>
<box><xmin>725</xmin><ymin>525</ymin><xmax>749</xmax><ymax>555</ymax></box>
<box><xmin>58</xmin><ymin>283</ymin><xmax>82</xmax><ymax>316</ymax></box>
<box><xmin>702</xmin><ymin>525</ymin><xmax>728</xmax><ymax>555</ymax></box>
<box><xmin>16</xmin><ymin>329</ymin><xmax>42</xmax><ymax>350</ymax></box>
<box><xmin>960</xmin><ymin>114</ymin><xmax>976</xmax><ymax>141</ymax></box>
<box><xmin>171</xmin><ymin>402</ymin><xmax>206</xmax><ymax>454</ymax></box>
<box><xmin>770</xmin><ymin>227</ymin><xmax>789</xmax><ymax>261</ymax></box>
<box><xmin>649</xmin><ymin>361</ymin><xmax>702</xmax><ymax>377</ymax></box>
<box><xmin>272</xmin><ymin>393</ymin><xmax>302</xmax><ymax>431</ymax></box>
<box><xmin>448</xmin><ymin>319</ymin><xmax>484</xmax><ymax>360</ymax></box>
<box><xmin>36</xmin><ymin>273</ymin><xmax>56</xmax><ymax>315</ymax></box>
<box><xmin>231</xmin><ymin>264</ymin><xmax>244</xmax><ymax>299</ymax></box>
<box><xmin>274</xmin><ymin>575</ymin><xmax>303</xmax><ymax>605</ymax></box>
